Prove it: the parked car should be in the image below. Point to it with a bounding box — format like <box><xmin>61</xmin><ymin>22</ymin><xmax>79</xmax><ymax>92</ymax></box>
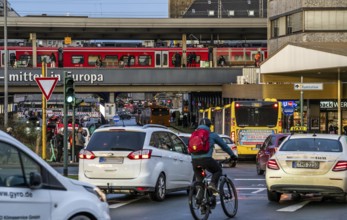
<box><xmin>266</xmin><ymin>133</ymin><xmax>347</xmax><ymax>203</ymax></box>
<box><xmin>255</xmin><ymin>133</ymin><xmax>289</xmax><ymax>175</ymax></box>
<box><xmin>177</xmin><ymin>132</ymin><xmax>191</xmax><ymax>146</ymax></box>
<box><xmin>178</xmin><ymin>133</ymin><xmax>238</xmax><ymax>167</ymax></box>
<box><xmin>0</xmin><ymin>130</ymin><xmax>110</xmax><ymax>220</ymax></box>
<box><xmin>78</xmin><ymin>124</ymin><xmax>194</xmax><ymax>201</ymax></box>
<box><xmin>214</xmin><ymin>134</ymin><xmax>238</xmax><ymax>167</ymax></box>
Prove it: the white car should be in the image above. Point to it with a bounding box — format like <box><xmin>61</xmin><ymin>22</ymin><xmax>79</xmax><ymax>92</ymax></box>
<box><xmin>266</xmin><ymin>133</ymin><xmax>347</xmax><ymax>202</ymax></box>
<box><xmin>79</xmin><ymin>124</ymin><xmax>194</xmax><ymax>201</ymax></box>
<box><xmin>0</xmin><ymin>131</ymin><xmax>110</xmax><ymax>220</ymax></box>
<box><xmin>214</xmin><ymin>134</ymin><xmax>238</xmax><ymax>167</ymax></box>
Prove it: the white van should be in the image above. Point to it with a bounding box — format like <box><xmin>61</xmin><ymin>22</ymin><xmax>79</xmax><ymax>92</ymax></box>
<box><xmin>0</xmin><ymin>131</ymin><xmax>110</xmax><ymax>220</ymax></box>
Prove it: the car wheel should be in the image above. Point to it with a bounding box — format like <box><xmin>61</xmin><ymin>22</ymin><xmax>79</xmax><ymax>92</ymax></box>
<box><xmin>69</xmin><ymin>214</ymin><xmax>92</xmax><ymax>220</ymax></box>
<box><xmin>256</xmin><ymin>162</ymin><xmax>265</xmax><ymax>175</ymax></box>
<box><xmin>267</xmin><ymin>189</ymin><xmax>281</xmax><ymax>202</ymax></box>
<box><xmin>149</xmin><ymin>173</ymin><xmax>166</xmax><ymax>201</ymax></box>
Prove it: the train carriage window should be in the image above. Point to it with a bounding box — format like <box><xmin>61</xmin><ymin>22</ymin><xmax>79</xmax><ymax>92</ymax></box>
<box><xmin>72</xmin><ymin>55</ymin><xmax>84</xmax><ymax>64</ymax></box>
<box><xmin>104</xmin><ymin>55</ymin><xmax>118</xmax><ymax>67</ymax></box>
<box><xmin>18</xmin><ymin>55</ymin><xmax>32</xmax><ymax>67</ymax></box>
<box><xmin>120</xmin><ymin>55</ymin><xmax>135</xmax><ymax>66</ymax></box>
<box><xmin>138</xmin><ymin>55</ymin><xmax>151</xmax><ymax>66</ymax></box>
<box><xmin>88</xmin><ymin>55</ymin><xmax>99</xmax><ymax>66</ymax></box>
<box><xmin>38</xmin><ymin>55</ymin><xmax>50</xmax><ymax>64</ymax></box>
<box><xmin>162</xmin><ymin>54</ymin><xmax>168</xmax><ymax>66</ymax></box>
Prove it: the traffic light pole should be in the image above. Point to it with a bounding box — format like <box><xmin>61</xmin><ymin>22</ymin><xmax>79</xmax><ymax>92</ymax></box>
<box><xmin>63</xmin><ymin>71</ymin><xmax>69</xmax><ymax>176</ymax></box>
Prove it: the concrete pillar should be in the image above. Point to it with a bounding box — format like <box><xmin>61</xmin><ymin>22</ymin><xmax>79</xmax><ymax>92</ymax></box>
<box><xmin>182</xmin><ymin>34</ymin><xmax>187</xmax><ymax>67</ymax></box>
<box><xmin>30</xmin><ymin>33</ymin><xmax>37</xmax><ymax>67</ymax></box>
<box><xmin>109</xmin><ymin>92</ymin><xmax>115</xmax><ymax>103</ymax></box>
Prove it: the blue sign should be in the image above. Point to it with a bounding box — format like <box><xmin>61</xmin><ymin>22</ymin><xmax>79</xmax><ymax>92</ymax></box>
<box><xmin>113</xmin><ymin>115</ymin><xmax>120</xmax><ymax>122</ymax></box>
<box><xmin>283</xmin><ymin>106</ymin><xmax>294</xmax><ymax>115</ymax></box>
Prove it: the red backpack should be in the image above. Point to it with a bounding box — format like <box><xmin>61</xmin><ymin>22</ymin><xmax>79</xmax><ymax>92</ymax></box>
<box><xmin>188</xmin><ymin>129</ymin><xmax>210</xmax><ymax>154</ymax></box>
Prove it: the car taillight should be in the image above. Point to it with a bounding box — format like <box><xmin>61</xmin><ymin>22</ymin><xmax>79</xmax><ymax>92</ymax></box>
<box><xmin>128</xmin><ymin>149</ymin><xmax>152</xmax><ymax>160</ymax></box>
<box><xmin>267</xmin><ymin>159</ymin><xmax>279</xmax><ymax>170</ymax></box>
<box><xmin>332</xmin><ymin>161</ymin><xmax>347</xmax><ymax>172</ymax></box>
<box><xmin>79</xmin><ymin>149</ymin><xmax>96</xmax><ymax>160</ymax></box>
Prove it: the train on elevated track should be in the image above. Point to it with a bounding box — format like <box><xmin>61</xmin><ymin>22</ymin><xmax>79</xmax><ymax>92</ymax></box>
<box><xmin>0</xmin><ymin>46</ymin><xmax>267</xmax><ymax>68</ymax></box>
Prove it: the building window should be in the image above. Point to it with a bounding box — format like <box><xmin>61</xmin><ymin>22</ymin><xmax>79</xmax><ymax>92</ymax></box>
<box><xmin>271</xmin><ymin>19</ymin><xmax>278</xmax><ymax>38</ymax></box>
<box><xmin>208</xmin><ymin>10</ymin><xmax>215</xmax><ymax>16</ymax></box>
<box><xmin>248</xmin><ymin>10</ymin><xmax>255</xmax><ymax>16</ymax></box>
<box><xmin>286</xmin><ymin>16</ymin><xmax>293</xmax><ymax>34</ymax></box>
<box><xmin>228</xmin><ymin>10</ymin><xmax>235</xmax><ymax>17</ymax></box>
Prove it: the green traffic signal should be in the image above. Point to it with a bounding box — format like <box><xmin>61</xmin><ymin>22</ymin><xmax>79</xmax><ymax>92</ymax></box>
<box><xmin>65</xmin><ymin>76</ymin><xmax>75</xmax><ymax>104</ymax></box>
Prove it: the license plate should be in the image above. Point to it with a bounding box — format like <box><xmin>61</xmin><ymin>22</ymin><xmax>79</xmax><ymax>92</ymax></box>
<box><xmin>293</xmin><ymin>161</ymin><xmax>319</xmax><ymax>169</ymax></box>
<box><xmin>99</xmin><ymin>157</ymin><xmax>124</xmax><ymax>164</ymax></box>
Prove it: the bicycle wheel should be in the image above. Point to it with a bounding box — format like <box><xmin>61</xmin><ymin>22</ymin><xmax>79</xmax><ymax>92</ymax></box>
<box><xmin>219</xmin><ymin>177</ymin><xmax>238</xmax><ymax>218</ymax></box>
<box><xmin>188</xmin><ymin>182</ymin><xmax>211</xmax><ymax>220</ymax></box>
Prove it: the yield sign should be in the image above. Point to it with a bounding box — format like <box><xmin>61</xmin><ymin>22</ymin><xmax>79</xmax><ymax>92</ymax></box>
<box><xmin>35</xmin><ymin>77</ymin><xmax>59</xmax><ymax>101</ymax></box>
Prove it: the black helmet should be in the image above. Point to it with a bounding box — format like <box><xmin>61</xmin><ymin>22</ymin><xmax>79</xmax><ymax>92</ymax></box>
<box><xmin>199</xmin><ymin>118</ymin><xmax>211</xmax><ymax>127</ymax></box>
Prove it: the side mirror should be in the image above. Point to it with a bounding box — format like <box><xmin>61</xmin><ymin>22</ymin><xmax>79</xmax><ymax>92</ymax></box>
<box><xmin>29</xmin><ymin>172</ymin><xmax>42</xmax><ymax>189</ymax></box>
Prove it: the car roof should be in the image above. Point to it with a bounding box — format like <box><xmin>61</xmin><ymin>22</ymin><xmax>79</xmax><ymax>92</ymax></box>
<box><xmin>177</xmin><ymin>132</ymin><xmax>191</xmax><ymax>137</ymax></box>
<box><xmin>95</xmin><ymin>124</ymin><xmax>170</xmax><ymax>133</ymax></box>
<box><xmin>287</xmin><ymin>133</ymin><xmax>343</xmax><ymax>140</ymax></box>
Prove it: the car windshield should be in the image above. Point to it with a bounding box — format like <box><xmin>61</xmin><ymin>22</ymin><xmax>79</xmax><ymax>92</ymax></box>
<box><xmin>280</xmin><ymin>138</ymin><xmax>342</xmax><ymax>152</ymax></box>
<box><xmin>222</xmin><ymin>137</ymin><xmax>233</xmax><ymax>144</ymax></box>
<box><xmin>86</xmin><ymin>131</ymin><xmax>146</xmax><ymax>151</ymax></box>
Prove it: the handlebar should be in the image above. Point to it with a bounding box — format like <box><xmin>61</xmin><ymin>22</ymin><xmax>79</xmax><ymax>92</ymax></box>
<box><xmin>218</xmin><ymin>157</ymin><xmax>237</xmax><ymax>166</ymax></box>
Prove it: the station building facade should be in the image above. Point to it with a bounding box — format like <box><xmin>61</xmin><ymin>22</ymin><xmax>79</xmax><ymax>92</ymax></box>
<box><xmin>222</xmin><ymin>0</ymin><xmax>347</xmax><ymax>133</ymax></box>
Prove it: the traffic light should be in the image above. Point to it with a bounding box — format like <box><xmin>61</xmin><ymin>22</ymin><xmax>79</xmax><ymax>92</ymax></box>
<box><xmin>65</xmin><ymin>76</ymin><xmax>75</xmax><ymax>104</ymax></box>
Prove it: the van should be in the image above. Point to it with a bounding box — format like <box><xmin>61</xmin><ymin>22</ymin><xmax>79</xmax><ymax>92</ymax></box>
<box><xmin>0</xmin><ymin>131</ymin><xmax>110</xmax><ymax>220</ymax></box>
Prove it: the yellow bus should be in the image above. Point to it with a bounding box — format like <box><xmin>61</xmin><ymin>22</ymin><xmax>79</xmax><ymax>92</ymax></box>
<box><xmin>139</xmin><ymin>105</ymin><xmax>171</xmax><ymax>127</ymax></box>
<box><xmin>210</xmin><ymin>100</ymin><xmax>282</xmax><ymax>157</ymax></box>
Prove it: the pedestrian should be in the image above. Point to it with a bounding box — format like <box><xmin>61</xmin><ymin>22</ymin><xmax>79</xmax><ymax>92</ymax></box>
<box><xmin>6</xmin><ymin>127</ymin><xmax>14</xmax><ymax>136</ymax></box>
<box><xmin>75</xmin><ymin>126</ymin><xmax>85</xmax><ymax>162</ymax></box>
<box><xmin>95</xmin><ymin>56</ymin><xmax>102</xmax><ymax>67</ymax></box>
<box><xmin>218</xmin><ymin>55</ymin><xmax>226</xmax><ymax>67</ymax></box>
<box><xmin>50</xmin><ymin>53</ymin><xmax>56</xmax><ymax>68</ymax></box>
<box><xmin>55</xmin><ymin>129</ymin><xmax>64</xmax><ymax>163</ymax></box>
<box><xmin>254</xmin><ymin>51</ymin><xmax>261</xmax><ymax>67</ymax></box>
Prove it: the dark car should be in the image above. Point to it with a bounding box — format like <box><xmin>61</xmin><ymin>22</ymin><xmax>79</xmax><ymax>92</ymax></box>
<box><xmin>255</xmin><ymin>133</ymin><xmax>289</xmax><ymax>175</ymax></box>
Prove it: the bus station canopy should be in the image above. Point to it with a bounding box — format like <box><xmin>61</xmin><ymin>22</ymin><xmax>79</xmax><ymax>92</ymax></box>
<box><xmin>260</xmin><ymin>42</ymin><xmax>347</xmax><ymax>81</ymax></box>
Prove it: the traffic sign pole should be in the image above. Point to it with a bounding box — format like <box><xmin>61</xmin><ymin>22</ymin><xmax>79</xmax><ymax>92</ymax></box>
<box><xmin>300</xmin><ymin>76</ymin><xmax>304</xmax><ymax>126</ymax></box>
<box><xmin>42</xmin><ymin>62</ymin><xmax>47</xmax><ymax>160</ymax></box>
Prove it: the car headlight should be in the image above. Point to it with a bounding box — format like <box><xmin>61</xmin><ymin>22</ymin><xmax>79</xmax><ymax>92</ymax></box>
<box><xmin>84</xmin><ymin>185</ymin><xmax>107</xmax><ymax>202</ymax></box>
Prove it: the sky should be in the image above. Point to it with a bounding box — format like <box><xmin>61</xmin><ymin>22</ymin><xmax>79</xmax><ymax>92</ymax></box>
<box><xmin>8</xmin><ymin>0</ymin><xmax>169</xmax><ymax>18</ymax></box>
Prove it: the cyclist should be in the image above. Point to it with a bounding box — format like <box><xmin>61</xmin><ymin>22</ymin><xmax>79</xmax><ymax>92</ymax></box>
<box><xmin>191</xmin><ymin>118</ymin><xmax>238</xmax><ymax>193</ymax></box>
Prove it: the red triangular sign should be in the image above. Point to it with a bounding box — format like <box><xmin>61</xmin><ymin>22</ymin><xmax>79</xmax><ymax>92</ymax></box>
<box><xmin>35</xmin><ymin>77</ymin><xmax>59</xmax><ymax>101</ymax></box>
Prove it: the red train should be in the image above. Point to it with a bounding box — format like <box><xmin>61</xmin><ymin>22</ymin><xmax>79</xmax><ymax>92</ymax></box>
<box><xmin>0</xmin><ymin>46</ymin><xmax>267</xmax><ymax>68</ymax></box>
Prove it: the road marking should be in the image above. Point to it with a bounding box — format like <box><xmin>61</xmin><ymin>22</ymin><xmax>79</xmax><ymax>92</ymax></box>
<box><xmin>234</xmin><ymin>179</ymin><xmax>265</xmax><ymax>181</ymax></box>
<box><xmin>277</xmin><ymin>201</ymin><xmax>311</xmax><ymax>212</ymax></box>
<box><xmin>109</xmin><ymin>198</ymin><xmax>142</xmax><ymax>209</ymax></box>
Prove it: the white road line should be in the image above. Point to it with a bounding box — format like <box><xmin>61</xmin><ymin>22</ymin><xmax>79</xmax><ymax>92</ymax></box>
<box><xmin>234</xmin><ymin>179</ymin><xmax>265</xmax><ymax>181</ymax></box>
<box><xmin>277</xmin><ymin>201</ymin><xmax>311</xmax><ymax>212</ymax></box>
<box><xmin>109</xmin><ymin>198</ymin><xmax>142</xmax><ymax>209</ymax></box>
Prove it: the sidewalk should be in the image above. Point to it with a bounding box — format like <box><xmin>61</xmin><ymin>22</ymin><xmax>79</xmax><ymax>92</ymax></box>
<box><xmin>170</xmin><ymin>122</ymin><xmax>195</xmax><ymax>134</ymax></box>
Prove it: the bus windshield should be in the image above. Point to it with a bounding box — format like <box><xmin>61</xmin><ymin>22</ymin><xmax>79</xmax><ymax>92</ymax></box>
<box><xmin>151</xmin><ymin>108</ymin><xmax>170</xmax><ymax>116</ymax></box>
<box><xmin>235</xmin><ymin>102</ymin><xmax>278</xmax><ymax>127</ymax></box>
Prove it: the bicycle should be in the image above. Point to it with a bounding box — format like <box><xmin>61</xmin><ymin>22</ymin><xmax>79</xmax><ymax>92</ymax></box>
<box><xmin>188</xmin><ymin>158</ymin><xmax>238</xmax><ymax>220</ymax></box>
